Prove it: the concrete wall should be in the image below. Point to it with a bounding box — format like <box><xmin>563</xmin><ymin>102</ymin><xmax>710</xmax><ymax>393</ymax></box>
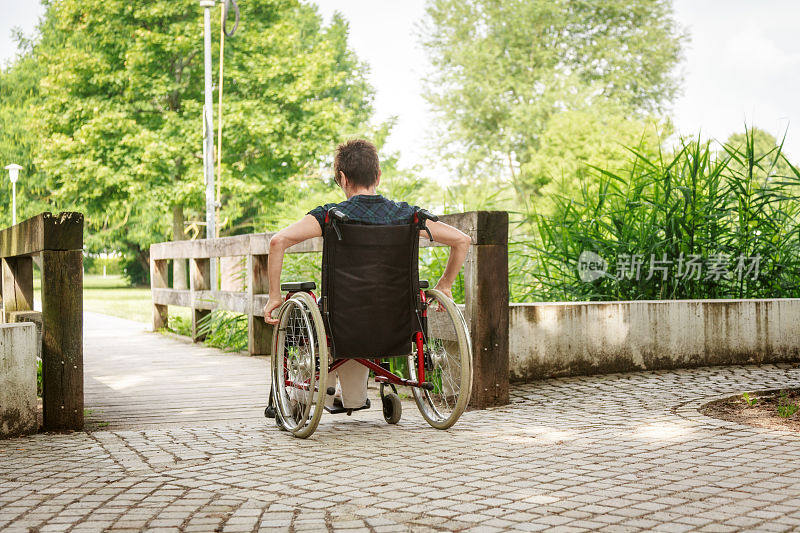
<box><xmin>0</xmin><ymin>322</ymin><xmax>37</xmax><ymax>438</ymax></box>
<box><xmin>509</xmin><ymin>299</ymin><xmax>800</xmax><ymax>382</ymax></box>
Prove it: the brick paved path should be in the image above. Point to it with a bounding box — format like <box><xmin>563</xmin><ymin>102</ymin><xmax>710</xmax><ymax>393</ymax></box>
<box><xmin>2</xmin><ymin>314</ymin><xmax>800</xmax><ymax>532</ymax></box>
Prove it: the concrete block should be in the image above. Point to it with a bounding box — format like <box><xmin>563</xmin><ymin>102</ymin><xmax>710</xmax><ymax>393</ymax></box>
<box><xmin>9</xmin><ymin>310</ymin><xmax>42</xmax><ymax>359</ymax></box>
<box><xmin>0</xmin><ymin>322</ymin><xmax>38</xmax><ymax>438</ymax></box>
<box><xmin>509</xmin><ymin>299</ymin><xmax>800</xmax><ymax>382</ymax></box>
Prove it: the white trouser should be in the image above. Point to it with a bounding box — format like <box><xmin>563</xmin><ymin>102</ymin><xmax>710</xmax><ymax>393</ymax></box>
<box><xmin>325</xmin><ymin>359</ymin><xmax>370</xmax><ymax>409</ymax></box>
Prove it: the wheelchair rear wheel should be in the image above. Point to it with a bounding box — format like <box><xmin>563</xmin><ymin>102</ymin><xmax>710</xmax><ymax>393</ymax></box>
<box><xmin>409</xmin><ymin>288</ymin><xmax>473</xmax><ymax>429</ymax></box>
<box><xmin>271</xmin><ymin>292</ymin><xmax>328</xmax><ymax>438</ymax></box>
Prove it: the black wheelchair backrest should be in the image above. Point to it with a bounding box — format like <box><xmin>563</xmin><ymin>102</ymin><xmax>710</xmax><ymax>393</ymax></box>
<box><xmin>321</xmin><ymin>214</ymin><xmax>422</xmax><ymax>359</ymax></box>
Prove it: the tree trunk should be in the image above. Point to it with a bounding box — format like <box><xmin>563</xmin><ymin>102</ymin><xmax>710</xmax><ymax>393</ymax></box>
<box><xmin>172</xmin><ymin>205</ymin><xmax>188</xmax><ymax>290</ymax></box>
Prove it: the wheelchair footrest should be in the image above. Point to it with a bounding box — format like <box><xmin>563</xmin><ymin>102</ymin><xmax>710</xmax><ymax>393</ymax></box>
<box><xmin>324</xmin><ymin>398</ymin><xmax>371</xmax><ymax>415</ymax></box>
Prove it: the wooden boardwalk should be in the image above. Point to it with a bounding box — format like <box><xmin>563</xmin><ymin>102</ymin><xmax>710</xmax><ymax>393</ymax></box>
<box><xmin>84</xmin><ymin>312</ymin><xmax>270</xmax><ymax>430</ymax></box>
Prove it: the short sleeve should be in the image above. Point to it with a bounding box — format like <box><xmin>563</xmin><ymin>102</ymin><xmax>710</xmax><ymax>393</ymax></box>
<box><xmin>308</xmin><ymin>203</ymin><xmax>336</xmax><ymax>232</ymax></box>
<box><xmin>307</xmin><ymin>206</ymin><xmax>325</xmax><ymax>232</ymax></box>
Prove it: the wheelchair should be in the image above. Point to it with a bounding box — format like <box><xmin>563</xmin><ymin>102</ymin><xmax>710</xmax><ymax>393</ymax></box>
<box><xmin>265</xmin><ymin>207</ymin><xmax>473</xmax><ymax>438</ymax></box>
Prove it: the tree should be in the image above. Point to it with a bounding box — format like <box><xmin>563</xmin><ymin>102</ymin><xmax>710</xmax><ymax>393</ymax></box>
<box><xmin>2</xmin><ymin>0</ymin><xmax>373</xmax><ymax>283</ymax></box>
<box><xmin>420</xmin><ymin>0</ymin><xmax>685</xmax><ymax>198</ymax></box>
<box><xmin>0</xmin><ymin>28</ymin><xmax>51</xmax><ymax>225</ymax></box>
<box><xmin>724</xmin><ymin>127</ymin><xmax>795</xmax><ymax>181</ymax></box>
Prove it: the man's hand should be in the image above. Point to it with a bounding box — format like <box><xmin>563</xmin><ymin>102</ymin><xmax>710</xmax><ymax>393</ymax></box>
<box><xmin>264</xmin><ymin>294</ymin><xmax>282</xmax><ymax>325</ymax></box>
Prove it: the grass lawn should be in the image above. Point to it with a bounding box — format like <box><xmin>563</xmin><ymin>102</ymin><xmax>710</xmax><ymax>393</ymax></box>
<box><xmin>54</xmin><ymin>274</ymin><xmax>189</xmax><ymax>324</ymax></box>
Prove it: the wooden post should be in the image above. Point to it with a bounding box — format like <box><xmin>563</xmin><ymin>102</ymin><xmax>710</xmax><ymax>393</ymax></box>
<box><xmin>191</xmin><ymin>257</ymin><xmax>211</xmax><ymax>341</ymax></box>
<box><xmin>247</xmin><ymin>253</ymin><xmax>272</xmax><ymax>355</ymax></box>
<box><xmin>463</xmin><ymin>211</ymin><xmax>509</xmax><ymax>409</ymax></box>
<box><xmin>2</xmin><ymin>256</ymin><xmax>34</xmax><ymax>322</ymax></box>
<box><xmin>172</xmin><ymin>206</ymin><xmax>188</xmax><ymax>290</ymax></box>
<box><xmin>41</xmin><ymin>249</ymin><xmax>83</xmax><ymax>430</ymax></box>
<box><xmin>151</xmin><ymin>259</ymin><xmax>169</xmax><ymax>331</ymax></box>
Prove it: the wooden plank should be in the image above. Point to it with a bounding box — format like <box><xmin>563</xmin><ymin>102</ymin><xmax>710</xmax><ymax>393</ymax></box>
<box><xmin>151</xmin><ymin>259</ymin><xmax>168</xmax><ymax>331</ymax></box>
<box><xmin>464</xmin><ymin>242</ymin><xmax>509</xmax><ymax>409</ymax></box>
<box><xmin>0</xmin><ymin>212</ymin><xmax>83</xmax><ymax>258</ymax></box>
<box><xmin>220</xmin><ymin>256</ymin><xmax>246</xmax><ymax>291</ymax></box>
<box><xmin>2</xmin><ymin>256</ymin><xmax>34</xmax><ymax>322</ymax></box>
<box><xmin>41</xmin><ymin>249</ymin><xmax>83</xmax><ymax>431</ymax></box>
<box><xmin>151</xmin><ymin>234</ymin><xmax>262</xmax><ymax>260</ymax></box>
<box><xmin>190</xmin><ymin>258</ymin><xmax>211</xmax><ymax>342</ymax></box>
<box><xmin>248</xmin><ymin>254</ymin><xmax>272</xmax><ymax>355</ymax></box>
<box><xmin>252</xmin><ymin>294</ymin><xmax>268</xmax><ymax>316</ymax></box>
<box><xmin>172</xmin><ymin>207</ymin><xmax>189</xmax><ymax>290</ymax></box>
<box><xmin>150</xmin><ymin>211</ymin><xmax>504</xmax><ymax>261</ymax></box>
<box><xmin>152</xmin><ymin>288</ymin><xmax>268</xmax><ymax>316</ymax></box>
<box><xmin>194</xmin><ymin>290</ymin><xmax>248</xmax><ymax>314</ymax></box>
<box><xmin>152</xmin><ymin>288</ymin><xmax>192</xmax><ymax>307</ymax></box>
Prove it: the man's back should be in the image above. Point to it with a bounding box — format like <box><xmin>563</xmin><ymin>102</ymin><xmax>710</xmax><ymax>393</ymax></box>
<box><xmin>308</xmin><ymin>194</ymin><xmax>418</xmax><ymax>231</ymax></box>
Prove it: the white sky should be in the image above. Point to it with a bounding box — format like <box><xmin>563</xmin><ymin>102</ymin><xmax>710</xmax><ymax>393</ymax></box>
<box><xmin>3</xmin><ymin>0</ymin><xmax>800</xmax><ymax>175</ymax></box>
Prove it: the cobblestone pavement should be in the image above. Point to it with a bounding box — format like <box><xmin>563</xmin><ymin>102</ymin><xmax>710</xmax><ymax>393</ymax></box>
<box><xmin>3</xmin><ymin>363</ymin><xmax>800</xmax><ymax>532</ymax></box>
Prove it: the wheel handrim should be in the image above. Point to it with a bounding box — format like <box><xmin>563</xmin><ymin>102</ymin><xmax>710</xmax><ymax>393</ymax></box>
<box><xmin>272</xmin><ymin>296</ymin><xmax>326</xmax><ymax>436</ymax></box>
<box><xmin>409</xmin><ymin>289</ymin><xmax>472</xmax><ymax>429</ymax></box>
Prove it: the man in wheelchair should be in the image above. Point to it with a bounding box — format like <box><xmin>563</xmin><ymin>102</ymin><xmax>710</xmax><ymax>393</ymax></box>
<box><xmin>263</xmin><ymin>139</ymin><xmax>473</xmax><ymax>437</ymax></box>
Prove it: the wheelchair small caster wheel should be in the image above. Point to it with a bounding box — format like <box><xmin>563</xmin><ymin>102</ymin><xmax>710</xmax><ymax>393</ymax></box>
<box><xmin>264</xmin><ymin>405</ymin><xmax>276</xmax><ymax>419</ymax></box>
<box><xmin>382</xmin><ymin>393</ymin><xmax>402</xmax><ymax>425</ymax></box>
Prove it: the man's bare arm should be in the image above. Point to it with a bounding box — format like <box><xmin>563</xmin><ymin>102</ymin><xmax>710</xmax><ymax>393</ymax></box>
<box><xmin>263</xmin><ymin>215</ymin><xmax>322</xmax><ymax>325</ymax></box>
<box><xmin>425</xmin><ymin>221</ymin><xmax>472</xmax><ymax>300</ymax></box>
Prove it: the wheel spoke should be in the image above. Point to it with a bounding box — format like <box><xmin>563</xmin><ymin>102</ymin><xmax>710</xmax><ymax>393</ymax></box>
<box><xmin>270</xmin><ymin>294</ymin><xmax>328</xmax><ymax>438</ymax></box>
<box><xmin>409</xmin><ymin>290</ymin><xmax>472</xmax><ymax>429</ymax></box>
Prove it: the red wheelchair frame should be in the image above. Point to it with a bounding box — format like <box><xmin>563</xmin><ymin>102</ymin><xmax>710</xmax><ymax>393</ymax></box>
<box><xmin>280</xmin><ymin>286</ymin><xmax>434</xmax><ymax>400</ymax></box>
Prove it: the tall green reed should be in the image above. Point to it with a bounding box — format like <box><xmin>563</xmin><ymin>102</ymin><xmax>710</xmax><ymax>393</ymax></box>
<box><xmin>519</xmin><ymin>127</ymin><xmax>800</xmax><ymax>301</ymax></box>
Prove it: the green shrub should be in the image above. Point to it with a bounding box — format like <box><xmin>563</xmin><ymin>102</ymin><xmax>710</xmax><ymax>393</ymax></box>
<box><xmin>197</xmin><ymin>311</ymin><xmax>248</xmax><ymax>353</ymax></box>
<box><xmin>520</xmin><ymin>127</ymin><xmax>800</xmax><ymax>301</ymax></box>
<box><xmin>167</xmin><ymin>315</ymin><xmax>192</xmax><ymax>337</ymax></box>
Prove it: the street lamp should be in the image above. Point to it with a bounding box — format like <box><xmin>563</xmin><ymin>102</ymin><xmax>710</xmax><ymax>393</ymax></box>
<box><xmin>4</xmin><ymin>164</ymin><xmax>22</xmax><ymax>225</ymax></box>
<box><xmin>199</xmin><ymin>0</ymin><xmax>218</xmax><ymax>286</ymax></box>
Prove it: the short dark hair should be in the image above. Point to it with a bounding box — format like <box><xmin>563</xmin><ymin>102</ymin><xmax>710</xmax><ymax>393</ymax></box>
<box><xmin>333</xmin><ymin>139</ymin><xmax>380</xmax><ymax>188</ymax></box>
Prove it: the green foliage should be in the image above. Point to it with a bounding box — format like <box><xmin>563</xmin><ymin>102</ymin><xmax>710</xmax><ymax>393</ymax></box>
<box><xmin>165</xmin><ymin>309</ymin><xmax>248</xmax><ymax>352</ymax></box>
<box><xmin>197</xmin><ymin>310</ymin><xmax>248</xmax><ymax>352</ymax></box>
<box><xmin>84</xmin><ymin>254</ymin><xmax>123</xmax><ymax>276</ymax></box>
<box><xmin>167</xmin><ymin>314</ymin><xmax>192</xmax><ymax>337</ymax></box>
<box><xmin>742</xmin><ymin>392</ymin><xmax>758</xmax><ymax>407</ymax></box>
<box><xmin>777</xmin><ymin>391</ymin><xmax>798</xmax><ymax>418</ymax></box>
<box><xmin>522</xmin><ymin>107</ymin><xmax>669</xmax><ymax>212</ymax></box>
<box><xmin>520</xmin><ymin>127</ymin><xmax>800</xmax><ymax>301</ymax></box>
<box><xmin>1</xmin><ymin>0</ymin><xmax>375</xmax><ymax>281</ymax></box>
<box><xmin>420</xmin><ymin>0</ymin><xmax>685</xmax><ymax>196</ymax></box>
<box><xmin>36</xmin><ymin>358</ymin><xmax>42</xmax><ymax>398</ymax></box>
<box><xmin>725</xmin><ymin>127</ymin><xmax>795</xmax><ymax>182</ymax></box>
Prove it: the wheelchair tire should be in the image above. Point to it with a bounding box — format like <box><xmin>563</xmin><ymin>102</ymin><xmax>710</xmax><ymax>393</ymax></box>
<box><xmin>271</xmin><ymin>292</ymin><xmax>328</xmax><ymax>438</ymax></box>
<box><xmin>382</xmin><ymin>392</ymin><xmax>402</xmax><ymax>425</ymax></box>
<box><xmin>408</xmin><ymin>288</ymin><xmax>473</xmax><ymax>430</ymax></box>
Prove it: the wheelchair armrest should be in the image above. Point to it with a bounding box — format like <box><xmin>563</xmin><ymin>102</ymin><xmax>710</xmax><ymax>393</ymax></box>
<box><xmin>280</xmin><ymin>281</ymin><xmax>316</xmax><ymax>292</ymax></box>
<box><xmin>419</xmin><ymin>280</ymin><xmax>429</xmax><ymax>289</ymax></box>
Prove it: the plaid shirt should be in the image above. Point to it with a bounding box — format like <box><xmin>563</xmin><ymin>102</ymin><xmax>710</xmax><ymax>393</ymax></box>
<box><xmin>308</xmin><ymin>194</ymin><xmax>419</xmax><ymax>231</ymax></box>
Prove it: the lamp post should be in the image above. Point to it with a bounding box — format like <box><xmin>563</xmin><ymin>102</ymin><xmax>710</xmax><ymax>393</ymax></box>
<box><xmin>199</xmin><ymin>0</ymin><xmax>217</xmax><ymax>286</ymax></box>
<box><xmin>200</xmin><ymin>0</ymin><xmax>217</xmax><ymax>288</ymax></box>
<box><xmin>5</xmin><ymin>164</ymin><xmax>22</xmax><ymax>225</ymax></box>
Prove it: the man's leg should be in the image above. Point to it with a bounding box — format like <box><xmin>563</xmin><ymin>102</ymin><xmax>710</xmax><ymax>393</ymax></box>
<box><xmin>335</xmin><ymin>360</ymin><xmax>370</xmax><ymax>408</ymax></box>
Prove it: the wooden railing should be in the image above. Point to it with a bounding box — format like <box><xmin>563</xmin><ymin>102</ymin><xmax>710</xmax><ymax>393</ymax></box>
<box><xmin>150</xmin><ymin>211</ymin><xmax>509</xmax><ymax>408</ymax></box>
<box><xmin>0</xmin><ymin>212</ymin><xmax>84</xmax><ymax>431</ymax></box>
